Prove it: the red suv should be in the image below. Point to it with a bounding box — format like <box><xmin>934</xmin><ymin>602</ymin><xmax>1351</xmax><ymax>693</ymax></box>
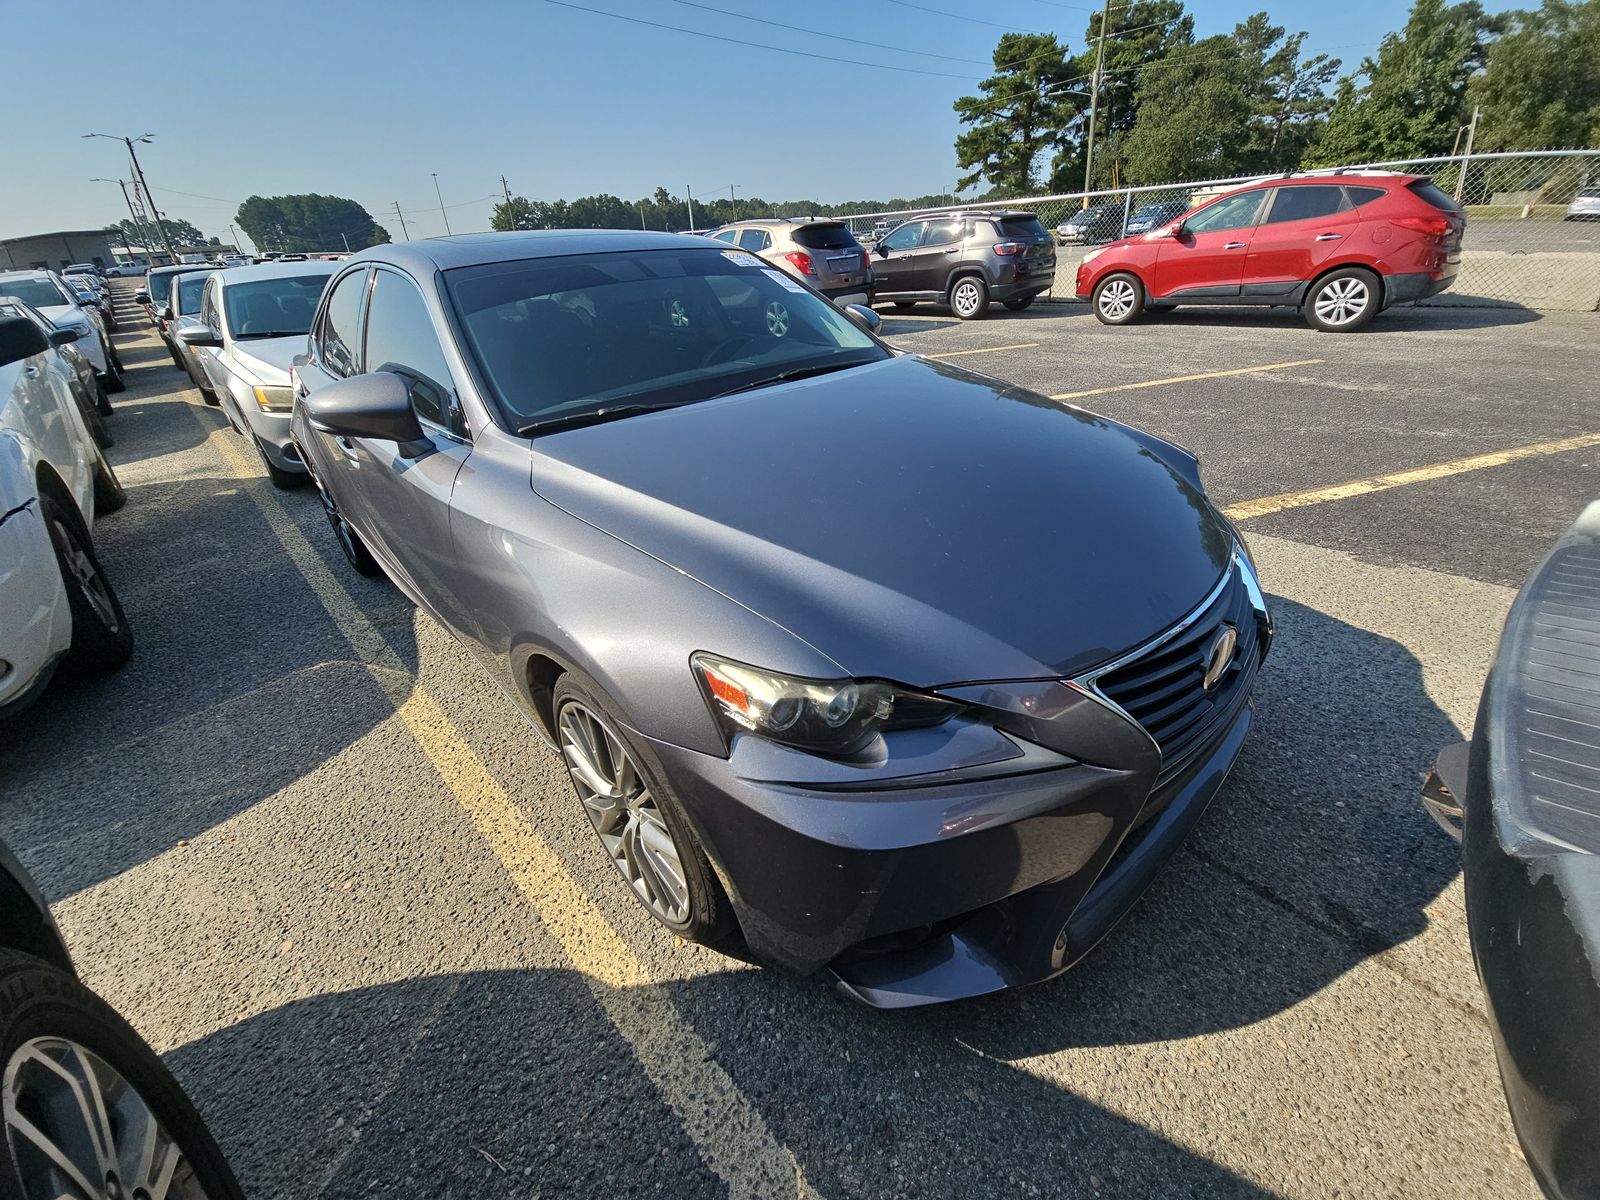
<box><xmin>1075</xmin><ymin>173</ymin><xmax>1465</xmax><ymax>332</ymax></box>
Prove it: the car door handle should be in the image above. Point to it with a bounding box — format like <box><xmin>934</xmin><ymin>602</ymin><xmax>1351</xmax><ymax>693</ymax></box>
<box><xmin>1224</xmin><ymin>241</ymin><xmax>1247</xmax><ymax>249</ymax></box>
<box><xmin>334</xmin><ymin>435</ymin><xmax>360</xmax><ymax>462</ymax></box>
<box><xmin>22</xmin><ymin>364</ymin><xmax>38</xmax><ymax>378</ymax></box>
<box><xmin>943</xmin><ymin>247</ymin><xmax>960</xmax><ymax>255</ymax></box>
<box><xmin>1315</xmin><ymin>232</ymin><xmax>1344</xmax><ymax>241</ymax></box>
<box><xmin>896</xmin><ymin>254</ymin><xmax>912</xmax><ymax>260</ymax></box>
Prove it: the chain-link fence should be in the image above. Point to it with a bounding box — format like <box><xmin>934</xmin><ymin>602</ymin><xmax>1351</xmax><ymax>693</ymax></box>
<box><xmin>843</xmin><ymin>150</ymin><xmax>1600</xmax><ymax>312</ymax></box>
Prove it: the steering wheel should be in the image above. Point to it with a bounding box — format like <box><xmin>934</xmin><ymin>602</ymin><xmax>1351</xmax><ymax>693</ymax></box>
<box><xmin>700</xmin><ymin>334</ymin><xmax>759</xmax><ymax>368</ymax></box>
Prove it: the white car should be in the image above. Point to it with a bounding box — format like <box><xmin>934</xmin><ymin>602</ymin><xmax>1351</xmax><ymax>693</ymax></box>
<box><xmin>0</xmin><ymin>314</ymin><xmax>131</xmax><ymax>719</ymax></box>
<box><xmin>1566</xmin><ymin>185</ymin><xmax>1600</xmax><ymax>221</ymax></box>
<box><xmin>181</xmin><ymin>260</ymin><xmax>337</xmax><ymax>487</ymax></box>
<box><xmin>106</xmin><ymin>262</ymin><xmax>147</xmax><ymax>277</ymax></box>
<box><xmin>0</xmin><ymin>270</ymin><xmax>125</xmax><ymax>393</ymax></box>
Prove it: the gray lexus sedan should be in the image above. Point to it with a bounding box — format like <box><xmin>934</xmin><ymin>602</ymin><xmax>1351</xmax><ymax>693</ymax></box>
<box><xmin>289</xmin><ymin>231</ymin><xmax>1270</xmax><ymax>1007</ymax></box>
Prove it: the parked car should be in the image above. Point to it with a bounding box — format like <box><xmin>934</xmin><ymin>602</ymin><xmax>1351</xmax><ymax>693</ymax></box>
<box><xmin>708</xmin><ymin>219</ymin><xmax>872</xmax><ymax>307</ymax></box>
<box><xmin>0</xmin><ymin>270</ymin><xmax>124</xmax><ymax>393</ymax></box>
<box><xmin>179</xmin><ymin>260</ymin><xmax>337</xmax><ymax>486</ymax></box>
<box><xmin>1422</xmin><ymin>503</ymin><xmax>1600</xmax><ymax>1199</ymax></box>
<box><xmin>62</xmin><ymin>261</ymin><xmax>103</xmax><ymax>279</ymax></box>
<box><xmin>1075</xmin><ymin>172</ymin><xmax>1465</xmax><ymax>332</ymax></box>
<box><xmin>1056</xmin><ymin>203</ymin><xmax>1126</xmax><ymax>245</ymax></box>
<box><xmin>0</xmin><ymin>837</ymin><xmax>245</xmax><ymax>1197</ymax></box>
<box><xmin>288</xmin><ymin>231</ymin><xmax>1269</xmax><ymax>1007</ymax></box>
<box><xmin>1124</xmin><ymin>198</ymin><xmax>1190</xmax><ymax>236</ymax></box>
<box><xmin>869</xmin><ymin>211</ymin><xmax>1056</xmax><ymax>319</ymax></box>
<box><xmin>0</xmin><ymin>316</ymin><xmax>130</xmax><ymax>721</ymax></box>
<box><xmin>276</xmin><ymin>253</ymin><xmax>309</xmax><ymax>262</ymax></box>
<box><xmin>0</xmin><ymin>296</ymin><xmax>115</xmax><ymax>447</ymax></box>
<box><xmin>163</xmin><ymin>269</ymin><xmax>222</xmax><ymax>400</ymax></box>
<box><xmin>105</xmin><ymin>261</ymin><xmax>146</xmax><ymax>277</ymax></box>
<box><xmin>1565</xmin><ymin>184</ymin><xmax>1600</xmax><ymax>221</ymax></box>
<box><xmin>136</xmin><ymin>264</ymin><xmax>208</xmax><ymax>369</ymax></box>
<box><xmin>63</xmin><ymin>273</ymin><xmax>116</xmax><ymax>332</ymax></box>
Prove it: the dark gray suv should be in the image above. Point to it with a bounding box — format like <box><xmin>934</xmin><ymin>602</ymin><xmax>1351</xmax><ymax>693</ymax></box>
<box><xmin>869</xmin><ymin>210</ymin><xmax>1056</xmax><ymax>319</ymax></box>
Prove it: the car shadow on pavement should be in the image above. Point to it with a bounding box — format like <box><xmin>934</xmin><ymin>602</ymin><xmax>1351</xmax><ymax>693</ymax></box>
<box><xmin>0</xmin><ymin>473</ymin><xmax>420</xmax><ymax>902</ymax></box>
<box><xmin>164</xmin><ymin>969</ymin><xmax>1280</xmax><ymax>1200</ymax></box>
<box><xmin>1134</xmin><ymin>301</ymin><xmax>1540</xmax><ymax>333</ymax></box>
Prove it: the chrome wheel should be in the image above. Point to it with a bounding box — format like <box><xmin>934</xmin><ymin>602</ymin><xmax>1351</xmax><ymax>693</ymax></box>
<box><xmin>668</xmin><ymin>298</ymin><xmax>690</xmax><ymax>327</ymax></box>
<box><xmin>4</xmin><ymin>1037</ymin><xmax>212</xmax><ymax>1200</ymax></box>
<box><xmin>764</xmin><ymin>301</ymin><xmax>790</xmax><ymax>337</ymax></box>
<box><xmin>1313</xmin><ymin>277</ymin><xmax>1370</xmax><ymax>326</ymax></box>
<box><xmin>45</xmin><ymin>517</ymin><xmax>120</xmax><ymax>632</ymax></box>
<box><xmin>1097</xmin><ymin>278</ymin><xmax>1137</xmax><ymax>320</ymax></box>
<box><xmin>559</xmin><ymin>701</ymin><xmax>690</xmax><ymax>925</ymax></box>
<box><xmin>951</xmin><ymin>279</ymin><xmax>983</xmax><ymax>317</ymax></box>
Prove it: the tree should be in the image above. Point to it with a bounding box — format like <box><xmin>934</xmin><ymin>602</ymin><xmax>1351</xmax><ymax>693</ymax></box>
<box><xmin>104</xmin><ymin>215</ymin><xmax>205</xmax><ymax>246</ymax></box>
<box><xmin>1229</xmin><ymin>13</ymin><xmax>1342</xmax><ymax>171</ymax></box>
<box><xmin>1121</xmin><ymin>34</ymin><xmax>1257</xmax><ymax>182</ymax></box>
<box><xmin>491</xmin><ymin>197</ymin><xmax>543</xmax><ymax>231</ymax></box>
<box><xmin>234</xmin><ymin>194</ymin><xmax>390</xmax><ymax>253</ymax></box>
<box><xmin>953</xmin><ymin>33</ymin><xmax>1080</xmax><ymax>193</ymax></box>
<box><xmin>1314</xmin><ymin>0</ymin><xmax>1498</xmax><ymax>164</ymax></box>
<box><xmin>1469</xmin><ymin>0</ymin><xmax>1600</xmax><ymax>151</ymax></box>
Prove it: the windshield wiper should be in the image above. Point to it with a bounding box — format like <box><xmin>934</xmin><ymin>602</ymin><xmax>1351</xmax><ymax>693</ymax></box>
<box><xmin>237</xmin><ymin>330</ymin><xmax>308</xmax><ymax>340</ymax></box>
<box><xmin>709</xmin><ymin>360</ymin><xmax>861</xmax><ymax>400</ymax></box>
<box><xmin>517</xmin><ymin>403</ymin><xmax>673</xmax><ymax>438</ymax></box>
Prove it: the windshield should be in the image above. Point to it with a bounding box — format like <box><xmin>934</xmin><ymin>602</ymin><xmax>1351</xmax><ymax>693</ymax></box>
<box><xmin>223</xmin><ymin>273</ymin><xmax>332</xmax><ymax>337</ymax></box>
<box><xmin>0</xmin><ymin>278</ymin><xmax>72</xmax><ymax>309</ymax></box>
<box><xmin>447</xmin><ymin>247</ymin><xmax>887</xmax><ymax>428</ymax></box>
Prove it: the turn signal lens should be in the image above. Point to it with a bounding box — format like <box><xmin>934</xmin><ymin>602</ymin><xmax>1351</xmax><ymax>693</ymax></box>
<box><xmin>253</xmin><ymin>385</ymin><xmax>295</xmax><ymax>413</ymax></box>
<box><xmin>691</xmin><ymin>652</ymin><xmax>959</xmax><ymax>757</ymax></box>
<box><xmin>784</xmin><ymin>251</ymin><xmax>817</xmax><ymax>275</ymax></box>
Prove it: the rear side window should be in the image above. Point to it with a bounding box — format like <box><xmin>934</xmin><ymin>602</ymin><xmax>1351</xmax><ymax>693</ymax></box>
<box><xmin>736</xmin><ymin>228</ymin><xmax>771</xmax><ymax>252</ymax></box>
<box><xmin>1408</xmin><ymin>181</ymin><xmax>1463</xmax><ymax>213</ymax></box>
<box><xmin>318</xmin><ymin>268</ymin><xmax>369</xmax><ymax>378</ymax></box>
<box><xmin>792</xmin><ymin>224</ymin><xmax>858</xmax><ymax>250</ymax></box>
<box><xmin>998</xmin><ymin>215</ymin><xmax>1048</xmax><ymax>240</ymax></box>
<box><xmin>1344</xmin><ymin>186</ymin><xmax>1386</xmax><ymax>208</ymax></box>
<box><xmin>922</xmin><ymin>220</ymin><xmax>964</xmax><ymax>248</ymax></box>
<box><xmin>1263</xmin><ymin>185</ymin><xmax>1347</xmax><ymax>224</ymax></box>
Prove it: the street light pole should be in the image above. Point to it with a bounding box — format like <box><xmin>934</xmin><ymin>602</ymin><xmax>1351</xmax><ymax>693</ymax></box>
<box><xmin>392</xmin><ymin>202</ymin><xmax>411</xmax><ymax>241</ymax></box>
<box><xmin>84</xmin><ymin>133</ymin><xmax>177</xmax><ymax>260</ymax></box>
<box><xmin>432</xmin><ymin>173</ymin><xmax>453</xmax><ymax>236</ymax></box>
<box><xmin>686</xmin><ymin>184</ymin><xmax>695</xmax><ymax>231</ymax></box>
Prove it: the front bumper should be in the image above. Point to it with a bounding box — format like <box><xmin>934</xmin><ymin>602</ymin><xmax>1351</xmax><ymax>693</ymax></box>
<box><xmin>230</xmin><ymin>391</ymin><xmax>306</xmax><ymax>472</ymax></box>
<box><xmin>0</xmin><ymin>503</ymin><xmax>71</xmax><ymax>719</ymax></box>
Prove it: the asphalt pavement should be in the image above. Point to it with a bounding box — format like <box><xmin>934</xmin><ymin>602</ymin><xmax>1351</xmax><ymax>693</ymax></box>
<box><xmin>5</xmin><ymin>283</ymin><xmax>1594</xmax><ymax>1198</ymax></box>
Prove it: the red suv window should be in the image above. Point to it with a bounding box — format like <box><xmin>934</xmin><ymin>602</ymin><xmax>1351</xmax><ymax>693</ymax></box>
<box><xmin>1263</xmin><ymin>185</ymin><xmax>1347</xmax><ymax>224</ymax></box>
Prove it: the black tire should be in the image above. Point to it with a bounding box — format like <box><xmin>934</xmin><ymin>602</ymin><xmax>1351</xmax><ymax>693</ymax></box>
<box><xmin>1003</xmin><ymin>295</ymin><xmax>1037</xmax><ymax>311</ymax></box>
<box><xmin>79</xmin><ymin>402</ymin><xmax>113</xmax><ymax>452</ymax></box>
<box><xmin>166</xmin><ymin>341</ymin><xmax>186</xmax><ymax>371</ymax></box>
<box><xmin>40</xmin><ymin>496</ymin><xmax>132</xmax><ymax>672</ymax></box>
<box><xmin>107</xmin><ymin>342</ymin><xmax>123</xmax><ymax>373</ymax></box>
<box><xmin>948</xmin><ymin>274</ymin><xmax>990</xmax><ymax>320</ymax></box>
<box><xmin>892</xmin><ymin>300</ymin><xmax>919</xmax><ymax>310</ymax></box>
<box><xmin>100</xmin><ymin>358</ymin><xmax>125</xmax><ymax>396</ymax></box>
<box><xmin>316</xmin><ymin>484</ymin><xmax>382</xmax><ymax>576</ymax></box>
<box><xmin>92</xmin><ymin>451</ymin><xmax>126</xmax><ymax>514</ymax></box>
<box><xmin>1303</xmin><ymin>267</ymin><xmax>1381</xmax><ymax>332</ymax></box>
<box><xmin>92</xmin><ymin>377</ymin><xmax>113</xmax><ymax>418</ymax></box>
<box><xmin>552</xmin><ymin>674</ymin><xmax>736</xmax><ymax>947</ymax></box>
<box><xmin>0</xmin><ymin>950</ymin><xmax>244</xmax><ymax>1200</ymax></box>
<box><xmin>1092</xmin><ymin>272</ymin><xmax>1146</xmax><ymax>325</ymax></box>
<box><xmin>256</xmin><ymin>437</ymin><xmax>310</xmax><ymax>490</ymax></box>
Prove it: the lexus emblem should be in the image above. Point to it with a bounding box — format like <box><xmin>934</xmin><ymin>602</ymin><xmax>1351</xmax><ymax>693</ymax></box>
<box><xmin>1202</xmin><ymin>625</ymin><xmax>1238</xmax><ymax>691</ymax></box>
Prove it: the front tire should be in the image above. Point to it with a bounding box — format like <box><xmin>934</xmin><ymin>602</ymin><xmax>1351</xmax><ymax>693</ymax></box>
<box><xmin>40</xmin><ymin>496</ymin><xmax>132</xmax><ymax>672</ymax></box>
<box><xmin>256</xmin><ymin>437</ymin><xmax>309</xmax><ymax>490</ymax></box>
<box><xmin>92</xmin><ymin>451</ymin><xmax>126</xmax><ymax>514</ymax></box>
<box><xmin>892</xmin><ymin>300</ymin><xmax>918</xmax><ymax>310</ymax></box>
<box><xmin>315</xmin><ymin>484</ymin><xmax>382</xmax><ymax>577</ymax></box>
<box><xmin>1304</xmin><ymin>268</ymin><xmax>1380</xmax><ymax>332</ymax></box>
<box><xmin>1092</xmin><ymin>273</ymin><xmax>1145</xmax><ymax>325</ymax></box>
<box><xmin>0</xmin><ymin>950</ymin><xmax>245</xmax><ymax>1200</ymax></box>
<box><xmin>100</xmin><ymin>359</ymin><xmax>125</xmax><ymax>395</ymax></box>
<box><xmin>949</xmin><ymin>275</ymin><xmax>989</xmax><ymax>320</ymax></box>
<box><xmin>552</xmin><ymin>675</ymin><xmax>734</xmax><ymax>946</ymax></box>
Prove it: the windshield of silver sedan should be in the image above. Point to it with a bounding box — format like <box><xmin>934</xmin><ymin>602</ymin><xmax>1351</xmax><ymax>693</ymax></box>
<box><xmin>445</xmin><ymin>247</ymin><xmax>888</xmax><ymax>431</ymax></box>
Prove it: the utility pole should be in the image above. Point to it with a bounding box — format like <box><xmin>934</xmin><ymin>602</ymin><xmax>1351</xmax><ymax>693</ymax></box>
<box><xmin>392</xmin><ymin>201</ymin><xmax>410</xmax><ymax>241</ymax></box>
<box><xmin>432</xmin><ymin>173</ymin><xmax>453</xmax><ymax>236</ymax></box>
<box><xmin>341</xmin><ymin>232</ymin><xmax>352</xmax><ymax>253</ymax></box>
<box><xmin>1081</xmin><ymin>0</ymin><xmax>1112</xmax><ymax>198</ymax></box>
<box><xmin>1454</xmin><ymin>105</ymin><xmax>1480</xmax><ymax>201</ymax></box>
<box><xmin>686</xmin><ymin>184</ymin><xmax>695</xmax><ymax>231</ymax></box>
<box><xmin>638</xmin><ymin>203</ymin><xmax>647</xmax><ymax>231</ymax></box>
<box><xmin>84</xmin><ymin>133</ymin><xmax>177</xmax><ymax>260</ymax></box>
<box><xmin>228</xmin><ymin>223</ymin><xmax>249</xmax><ymax>255</ymax></box>
<box><xmin>500</xmin><ymin>175</ymin><xmax>514</xmax><ymax>207</ymax></box>
<box><xmin>92</xmin><ymin>177</ymin><xmax>146</xmax><ymax>257</ymax></box>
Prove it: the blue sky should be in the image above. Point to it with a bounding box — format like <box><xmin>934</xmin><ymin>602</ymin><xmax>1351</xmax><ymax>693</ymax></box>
<box><xmin>1</xmin><ymin>0</ymin><xmax>1401</xmax><ymax>245</ymax></box>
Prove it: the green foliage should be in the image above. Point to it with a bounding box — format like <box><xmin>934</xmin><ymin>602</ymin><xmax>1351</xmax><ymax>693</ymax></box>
<box><xmin>104</xmin><ymin>215</ymin><xmax>205</xmax><ymax>246</ymax></box>
<box><xmin>487</xmin><ymin>187</ymin><xmax>966</xmax><ymax>235</ymax></box>
<box><xmin>234</xmin><ymin>194</ymin><xmax>390</xmax><ymax>253</ymax></box>
<box><xmin>1470</xmin><ymin>0</ymin><xmax>1600</xmax><ymax>151</ymax></box>
<box><xmin>1314</xmin><ymin>0</ymin><xmax>1499</xmax><ymax>164</ymax></box>
<box><xmin>953</xmin><ymin>33</ymin><xmax>1080</xmax><ymax>193</ymax></box>
<box><xmin>1121</xmin><ymin>34</ymin><xmax>1257</xmax><ymax>182</ymax></box>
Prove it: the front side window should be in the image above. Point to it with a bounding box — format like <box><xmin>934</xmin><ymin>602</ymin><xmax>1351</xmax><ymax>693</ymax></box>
<box><xmin>712</xmin><ymin>230</ymin><xmax>738</xmax><ymax>244</ymax></box>
<box><xmin>224</xmin><ymin>273</ymin><xmax>333</xmax><ymax>339</ymax></box>
<box><xmin>317</xmin><ymin>268</ymin><xmax>369</xmax><ymax>377</ymax></box>
<box><xmin>1263</xmin><ymin>185</ymin><xmax>1347</xmax><ymax>224</ymax></box>
<box><xmin>1184</xmin><ymin>190</ymin><xmax>1266</xmax><ymax>234</ymax></box>
<box><xmin>879</xmin><ymin>222</ymin><xmax>925</xmax><ymax>253</ymax></box>
<box><xmin>447</xmin><ymin>247</ymin><xmax>888</xmax><ymax>430</ymax></box>
<box><xmin>175</xmin><ymin>273</ymin><xmax>212</xmax><ymax>315</ymax></box>
<box><xmin>363</xmin><ymin>270</ymin><xmax>456</xmax><ymax>429</ymax></box>
<box><xmin>200</xmin><ymin>278</ymin><xmax>219</xmax><ymax>329</ymax></box>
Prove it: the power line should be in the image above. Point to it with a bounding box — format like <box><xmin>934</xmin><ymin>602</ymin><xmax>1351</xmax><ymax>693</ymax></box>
<box><xmin>541</xmin><ymin>0</ymin><xmax>980</xmax><ymax>78</ymax></box>
<box><xmin>880</xmin><ymin>0</ymin><xmax>1052</xmax><ymax>32</ymax></box>
<box><xmin>663</xmin><ymin>0</ymin><xmax>987</xmax><ymax>65</ymax></box>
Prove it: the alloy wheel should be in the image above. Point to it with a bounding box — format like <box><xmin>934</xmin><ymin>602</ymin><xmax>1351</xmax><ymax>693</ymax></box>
<box><xmin>668</xmin><ymin>299</ymin><xmax>690</xmax><ymax>328</ymax></box>
<box><xmin>3</xmin><ymin>1037</ymin><xmax>212</xmax><ymax>1200</ymax></box>
<box><xmin>558</xmin><ymin>701</ymin><xmax>690</xmax><ymax>925</ymax></box>
<box><xmin>46</xmin><ymin>517</ymin><xmax>120</xmax><ymax>633</ymax></box>
<box><xmin>1098</xmin><ymin>278</ymin><xmax>1137</xmax><ymax>320</ymax></box>
<box><xmin>764</xmin><ymin>301</ymin><xmax>790</xmax><ymax>338</ymax></box>
<box><xmin>1313</xmin><ymin>277</ymin><xmax>1369</xmax><ymax>326</ymax></box>
<box><xmin>952</xmin><ymin>280</ymin><xmax>982</xmax><ymax>317</ymax></box>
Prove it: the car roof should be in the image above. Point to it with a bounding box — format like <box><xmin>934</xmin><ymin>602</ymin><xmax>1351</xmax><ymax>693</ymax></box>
<box><xmin>0</xmin><ymin>269</ymin><xmax>54</xmax><ymax>281</ymax></box>
<box><xmin>345</xmin><ymin>229</ymin><xmax>714</xmax><ymax>274</ymax></box>
<box><xmin>215</xmin><ymin>260</ymin><xmax>339</xmax><ymax>285</ymax></box>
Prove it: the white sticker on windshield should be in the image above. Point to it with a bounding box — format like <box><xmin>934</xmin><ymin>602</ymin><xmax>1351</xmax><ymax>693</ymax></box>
<box><xmin>762</xmin><ymin>268</ymin><xmax>807</xmax><ymax>294</ymax></box>
<box><xmin>721</xmin><ymin>250</ymin><xmax>761</xmax><ymax>268</ymax></box>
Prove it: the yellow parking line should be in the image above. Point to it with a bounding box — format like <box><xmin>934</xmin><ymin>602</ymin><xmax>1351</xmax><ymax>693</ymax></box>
<box><xmin>1224</xmin><ymin>432</ymin><xmax>1600</xmax><ymax>521</ymax></box>
<box><xmin>1050</xmin><ymin>359</ymin><xmax>1323</xmax><ymax>401</ymax></box>
<box><xmin>925</xmin><ymin>343</ymin><xmax>1040</xmax><ymax>360</ymax></box>
<box><xmin>191</xmin><ymin>411</ymin><xmax>821</xmax><ymax>1200</ymax></box>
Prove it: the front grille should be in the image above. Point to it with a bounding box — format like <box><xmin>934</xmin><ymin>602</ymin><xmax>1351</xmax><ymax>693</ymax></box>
<box><xmin>1092</xmin><ymin>566</ymin><xmax>1260</xmax><ymax>789</ymax></box>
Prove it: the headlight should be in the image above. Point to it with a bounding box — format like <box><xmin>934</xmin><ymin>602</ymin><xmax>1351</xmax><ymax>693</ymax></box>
<box><xmin>692</xmin><ymin>652</ymin><xmax>960</xmax><ymax>757</ymax></box>
<box><xmin>1081</xmin><ymin>247</ymin><xmax>1106</xmax><ymax>264</ymax></box>
<box><xmin>252</xmin><ymin>385</ymin><xmax>295</xmax><ymax>413</ymax></box>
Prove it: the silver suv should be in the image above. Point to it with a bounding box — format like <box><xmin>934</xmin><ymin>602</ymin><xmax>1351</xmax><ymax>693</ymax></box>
<box><xmin>709</xmin><ymin>219</ymin><xmax>872</xmax><ymax>306</ymax></box>
<box><xmin>869</xmin><ymin>211</ymin><xmax>1056</xmax><ymax>319</ymax></box>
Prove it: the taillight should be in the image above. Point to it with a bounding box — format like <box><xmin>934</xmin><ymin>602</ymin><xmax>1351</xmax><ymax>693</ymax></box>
<box><xmin>1394</xmin><ymin>215</ymin><xmax>1452</xmax><ymax>236</ymax></box>
<box><xmin>784</xmin><ymin>251</ymin><xmax>816</xmax><ymax>275</ymax></box>
<box><xmin>992</xmin><ymin>241</ymin><xmax>1025</xmax><ymax>256</ymax></box>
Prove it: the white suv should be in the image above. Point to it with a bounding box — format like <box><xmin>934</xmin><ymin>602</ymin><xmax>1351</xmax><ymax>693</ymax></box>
<box><xmin>0</xmin><ymin>315</ymin><xmax>131</xmax><ymax>719</ymax></box>
<box><xmin>0</xmin><ymin>270</ymin><xmax>126</xmax><ymax>393</ymax></box>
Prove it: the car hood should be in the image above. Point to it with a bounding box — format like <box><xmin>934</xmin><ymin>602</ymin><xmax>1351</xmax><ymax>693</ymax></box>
<box><xmin>37</xmin><ymin>304</ymin><xmax>83</xmax><ymax>326</ymax></box>
<box><xmin>528</xmin><ymin>355</ymin><xmax>1235</xmax><ymax>685</ymax></box>
<box><xmin>225</xmin><ymin>334</ymin><xmax>304</xmax><ymax>386</ymax></box>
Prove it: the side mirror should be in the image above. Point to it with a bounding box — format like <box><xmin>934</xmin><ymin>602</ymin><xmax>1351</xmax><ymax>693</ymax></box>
<box><xmin>874</xmin><ymin>242</ymin><xmax>889</xmax><ymax>258</ymax></box>
<box><xmin>133</xmin><ymin>289</ymin><xmax>149</xmax><ymax>304</ymax></box>
<box><xmin>1168</xmin><ymin>221</ymin><xmax>1187</xmax><ymax>238</ymax></box>
<box><xmin>301</xmin><ymin>371</ymin><xmax>429</xmax><ymax>455</ymax></box>
<box><xmin>177</xmin><ymin>326</ymin><xmax>222</xmax><ymax>348</ymax></box>
<box><xmin>842</xmin><ymin>303</ymin><xmax>881</xmax><ymax>336</ymax></box>
<box><xmin>0</xmin><ymin>316</ymin><xmax>50</xmax><ymax>368</ymax></box>
<box><xmin>48</xmin><ymin>327</ymin><xmax>81</xmax><ymax>346</ymax></box>
<box><xmin>159</xmin><ymin>305</ymin><xmax>173</xmax><ymax>321</ymax></box>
